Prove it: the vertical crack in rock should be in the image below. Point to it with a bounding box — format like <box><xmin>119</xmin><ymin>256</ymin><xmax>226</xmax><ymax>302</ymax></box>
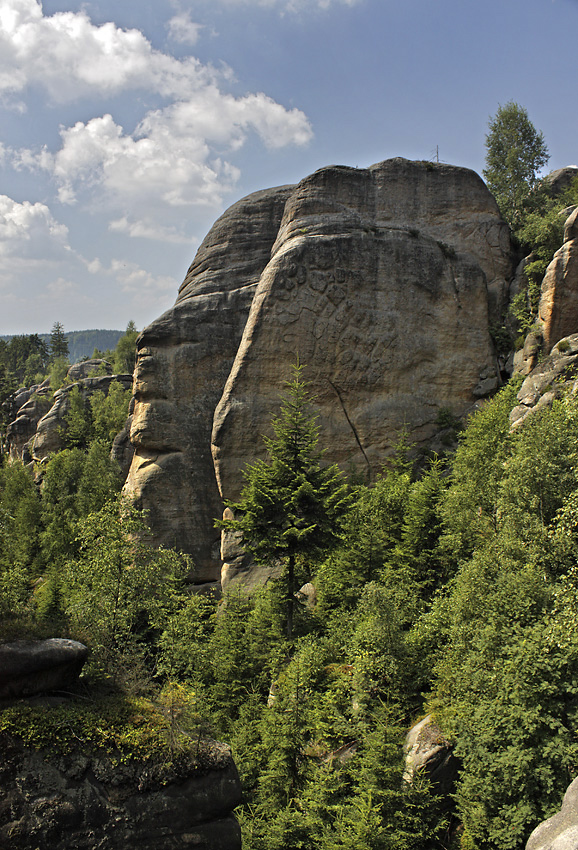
<box><xmin>327</xmin><ymin>378</ymin><xmax>372</xmax><ymax>480</ymax></box>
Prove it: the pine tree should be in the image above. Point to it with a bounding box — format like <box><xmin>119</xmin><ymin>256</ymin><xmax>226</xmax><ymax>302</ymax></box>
<box><xmin>219</xmin><ymin>365</ymin><xmax>352</xmax><ymax>640</ymax></box>
<box><xmin>50</xmin><ymin>321</ymin><xmax>69</xmax><ymax>361</ymax></box>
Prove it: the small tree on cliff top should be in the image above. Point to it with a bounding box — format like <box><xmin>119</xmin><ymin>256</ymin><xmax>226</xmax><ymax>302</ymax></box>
<box><xmin>219</xmin><ymin>365</ymin><xmax>352</xmax><ymax>640</ymax></box>
<box><xmin>483</xmin><ymin>101</ymin><xmax>549</xmax><ymax>231</ymax></box>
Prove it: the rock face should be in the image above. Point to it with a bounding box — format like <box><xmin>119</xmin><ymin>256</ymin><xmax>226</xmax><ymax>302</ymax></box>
<box><xmin>526</xmin><ymin>776</ymin><xmax>578</xmax><ymax>850</ymax></box>
<box><xmin>124</xmin><ymin>158</ymin><xmax>516</xmax><ymax>583</ymax></box>
<box><xmin>403</xmin><ymin>714</ymin><xmax>459</xmax><ymax>796</ymax></box>
<box><xmin>0</xmin><ymin>639</ymin><xmax>88</xmax><ymax>700</ymax></box>
<box><xmin>0</xmin><ymin>728</ymin><xmax>242</xmax><ymax>850</ymax></box>
<box><xmin>28</xmin><ymin>374</ymin><xmax>133</xmax><ymax>463</ymax></box>
<box><xmin>539</xmin><ymin>207</ymin><xmax>578</xmax><ymax>352</ymax></box>
<box><xmin>125</xmin><ymin>186</ymin><xmax>294</xmax><ymax>579</ymax></box>
<box><xmin>510</xmin><ymin>333</ymin><xmax>578</xmax><ymax>430</ymax></box>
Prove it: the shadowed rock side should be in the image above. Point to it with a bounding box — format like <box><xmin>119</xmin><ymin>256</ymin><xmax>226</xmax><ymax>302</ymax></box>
<box><xmin>124</xmin><ymin>158</ymin><xmax>516</xmax><ymax>584</ymax></box>
<box><xmin>0</xmin><ymin>732</ymin><xmax>242</xmax><ymax>850</ymax></box>
<box><xmin>123</xmin><ymin>186</ymin><xmax>294</xmax><ymax>580</ymax></box>
<box><xmin>212</xmin><ymin>159</ymin><xmax>514</xmax><ymax>508</ymax></box>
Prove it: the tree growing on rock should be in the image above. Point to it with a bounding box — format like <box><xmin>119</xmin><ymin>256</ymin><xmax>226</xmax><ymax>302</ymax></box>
<box><xmin>483</xmin><ymin>101</ymin><xmax>549</xmax><ymax>231</ymax></box>
<box><xmin>218</xmin><ymin>365</ymin><xmax>352</xmax><ymax>640</ymax></box>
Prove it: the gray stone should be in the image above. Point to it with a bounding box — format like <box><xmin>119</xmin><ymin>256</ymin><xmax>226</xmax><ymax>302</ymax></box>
<box><xmin>526</xmin><ymin>776</ymin><xmax>578</xmax><ymax>850</ymax></box>
<box><xmin>403</xmin><ymin>714</ymin><xmax>459</xmax><ymax>796</ymax></box>
<box><xmin>67</xmin><ymin>359</ymin><xmax>112</xmax><ymax>381</ymax></box>
<box><xmin>0</xmin><ymin>639</ymin><xmax>88</xmax><ymax>699</ymax></box>
<box><xmin>0</xmin><ymin>725</ymin><xmax>242</xmax><ymax>849</ymax></box>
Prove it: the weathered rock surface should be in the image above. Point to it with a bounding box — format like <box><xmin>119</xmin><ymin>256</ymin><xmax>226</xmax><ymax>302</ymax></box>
<box><xmin>0</xmin><ymin>639</ymin><xmax>88</xmax><ymax>700</ymax></box>
<box><xmin>124</xmin><ymin>186</ymin><xmax>294</xmax><ymax>579</ymax></box>
<box><xmin>403</xmin><ymin>714</ymin><xmax>459</xmax><ymax>796</ymax></box>
<box><xmin>123</xmin><ymin>158</ymin><xmax>516</xmax><ymax>584</ymax></box>
<box><xmin>539</xmin><ymin>207</ymin><xmax>578</xmax><ymax>352</ymax></box>
<box><xmin>5</xmin><ymin>385</ymin><xmax>53</xmax><ymax>462</ymax></box>
<box><xmin>67</xmin><ymin>358</ymin><xmax>112</xmax><ymax>381</ymax></box>
<box><xmin>526</xmin><ymin>776</ymin><xmax>578</xmax><ymax>850</ymax></box>
<box><xmin>0</xmin><ymin>726</ymin><xmax>242</xmax><ymax>849</ymax></box>
<box><xmin>30</xmin><ymin>373</ymin><xmax>133</xmax><ymax>462</ymax></box>
<box><xmin>213</xmin><ymin>160</ymin><xmax>511</xmax><ymax>512</ymax></box>
<box><xmin>510</xmin><ymin>333</ymin><xmax>578</xmax><ymax>430</ymax></box>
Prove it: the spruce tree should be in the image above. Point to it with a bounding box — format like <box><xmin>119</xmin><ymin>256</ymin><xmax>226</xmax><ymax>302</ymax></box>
<box><xmin>219</xmin><ymin>365</ymin><xmax>351</xmax><ymax>640</ymax></box>
<box><xmin>49</xmin><ymin>321</ymin><xmax>69</xmax><ymax>361</ymax></box>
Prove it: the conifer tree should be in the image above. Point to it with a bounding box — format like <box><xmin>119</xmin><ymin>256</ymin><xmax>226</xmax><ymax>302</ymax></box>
<box><xmin>49</xmin><ymin>321</ymin><xmax>69</xmax><ymax>361</ymax></box>
<box><xmin>219</xmin><ymin>365</ymin><xmax>351</xmax><ymax>640</ymax></box>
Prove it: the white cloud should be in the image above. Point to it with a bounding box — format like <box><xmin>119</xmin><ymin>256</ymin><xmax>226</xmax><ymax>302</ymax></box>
<box><xmin>18</xmin><ymin>90</ymin><xmax>311</xmax><ymax>213</ymax></box>
<box><xmin>167</xmin><ymin>11</ymin><xmax>204</xmax><ymax>45</ymax></box>
<box><xmin>0</xmin><ymin>195</ymin><xmax>70</xmax><ymax>262</ymax></box>
<box><xmin>0</xmin><ymin>0</ymin><xmax>215</xmax><ymax>103</ymax></box>
<box><xmin>109</xmin><ymin>216</ymin><xmax>193</xmax><ymax>244</ymax></box>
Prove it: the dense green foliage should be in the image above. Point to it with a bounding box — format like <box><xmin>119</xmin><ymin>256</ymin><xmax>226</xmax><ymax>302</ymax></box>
<box><xmin>220</xmin><ymin>365</ymin><xmax>352</xmax><ymax>639</ymax></box>
<box><xmin>483</xmin><ymin>102</ymin><xmax>549</xmax><ymax>231</ymax></box>
<box><xmin>4</xmin><ymin>342</ymin><xmax>578</xmax><ymax>849</ymax></box>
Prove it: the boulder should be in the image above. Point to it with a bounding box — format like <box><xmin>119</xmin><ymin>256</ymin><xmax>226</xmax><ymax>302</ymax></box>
<box><xmin>0</xmin><ymin>639</ymin><xmax>88</xmax><ymax>700</ymax></box>
<box><xmin>526</xmin><ymin>776</ymin><xmax>578</xmax><ymax>850</ymax></box>
<box><xmin>0</xmin><ymin>724</ymin><xmax>242</xmax><ymax>849</ymax></box>
<box><xmin>123</xmin><ymin>158</ymin><xmax>516</xmax><ymax>585</ymax></box>
<box><xmin>67</xmin><ymin>359</ymin><xmax>112</xmax><ymax>381</ymax></box>
<box><xmin>539</xmin><ymin>208</ymin><xmax>578</xmax><ymax>352</ymax></box>
<box><xmin>403</xmin><ymin>714</ymin><xmax>459</xmax><ymax>796</ymax></box>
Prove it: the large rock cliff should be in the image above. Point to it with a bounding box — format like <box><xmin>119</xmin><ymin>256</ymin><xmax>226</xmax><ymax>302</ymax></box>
<box><xmin>124</xmin><ymin>158</ymin><xmax>517</xmax><ymax>583</ymax></box>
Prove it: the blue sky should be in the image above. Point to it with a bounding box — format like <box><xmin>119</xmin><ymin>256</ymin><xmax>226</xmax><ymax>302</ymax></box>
<box><xmin>0</xmin><ymin>0</ymin><xmax>576</xmax><ymax>335</ymax></box>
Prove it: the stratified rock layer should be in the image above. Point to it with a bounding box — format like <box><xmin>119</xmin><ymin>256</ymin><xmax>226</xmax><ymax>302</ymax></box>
<box><xmin>124</xmin><ymin>158</ymin><xmax>516</xmax><ymax>582</ymax></box>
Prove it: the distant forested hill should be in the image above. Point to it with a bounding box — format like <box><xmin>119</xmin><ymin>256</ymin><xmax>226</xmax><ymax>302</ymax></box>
<box><xmin>0</xmin><ymin>329</ymin><xmax>124</xmax><ymax>363</ymax></box>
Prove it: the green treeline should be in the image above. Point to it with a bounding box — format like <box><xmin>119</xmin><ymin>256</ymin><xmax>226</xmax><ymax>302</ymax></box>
<box><xmin>3</xmin><ymin>367</ymin><xmax>578</xmax><ymax>849</ymax></box>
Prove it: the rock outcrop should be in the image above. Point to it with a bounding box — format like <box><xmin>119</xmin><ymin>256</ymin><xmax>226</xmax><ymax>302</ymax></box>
<box><xmin>0</xmin><ymin>639</ymin><xmax>88</xmax><ymax>700</ymax></box>
<box><xmin>403</xmin><ymin>714</ymin><xmax>459</xmax><ymax>796</ymax></box>
<box><xmin>510</xmin><ymin>333</ymin><xmax>578</xmax><ymax>430</ymax></box>
<box><xmin>539</xmin><ymin>207</ymin><xmax>578</xmax><ymax>352</ymax></box>
<box><xmin>124</xmin><ymin>158</ymin><xmax>517</xmax><ymax>584</ymax></box>
<box><xmin>5</xmin><ymin>373</ymin><xmax>134</xmax><ymax>464</ymax></box>
<box><xmin>0</xmin><ymin>716</ymin><xmax>242</xmax><ymax>850</ymax></box>
<box><xmin>526</xmin><ymin>776</ymin><xmax>578</xmax><ymax>850</ymax></box>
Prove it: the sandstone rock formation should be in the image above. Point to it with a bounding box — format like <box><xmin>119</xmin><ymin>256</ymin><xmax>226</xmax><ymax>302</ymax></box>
<box><xmin>510</xmin><ymin>333</ymin><xmax>578</xmax><ymax>430</ymax></box>
<box><xmin>539</xmin><ymin>207</ymin><xmax>578</xmax><ymax>351</ymax></box>
<box><xmin>124</xmin><ymin>158</ymin><xmax>516</xmax><ymax>584</ymax></box>
<box><xmin>526</xmin><ymin>775</ymin><xmax>578</xmax><ymax>850</ymax></box>
<box><xmin>0</xmin><ymin>721</ymin><xmax>242</xmax><ymax>849</ymax></box>
<box><xmin>403</xmin><ymin>714</ymin><xmax>459</xmax><ymax>796</ymax></box>
<box><xmin>125</xmin><ymin>186</ymin><xmax>294</xmax><ymax>579</ymax></box>
<box><xmin>5</xmin><ymin>382</ymin><xmax>53</xmax><ymax>462</ymax></box>
<box><xmin>0</xmin><ymin>639</ymin><xmax>88</xmax><ymax>700</ymax></box>
<box><xmin>25</xmin><ymin>373</ymin><xmax>132</xmax><ymax>463</ymax></box>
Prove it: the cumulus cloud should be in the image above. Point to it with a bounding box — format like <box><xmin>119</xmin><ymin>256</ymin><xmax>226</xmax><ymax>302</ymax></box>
<box><xmin>17</xmin><ymin>89</ymin><xmax>311</xmax><ymax>224</ymax></box>
<box><xmin>0</xmin><ymin>195</ymin><xmax>71</xmax><ymax>262</ymax></box>
<box><xmin>0</xmin><ymin>0</ymin><xmax>215</xmax><ymax>102</ymax></box>
<box><xmin>5</xmin><ymin>0</ymin><xmax>312</xmax><ymax>235</ymax></box>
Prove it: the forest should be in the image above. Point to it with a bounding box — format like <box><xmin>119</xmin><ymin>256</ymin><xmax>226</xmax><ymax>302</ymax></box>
<box><xmin>1</xmin><ymin>105</ymin><xmax>578</xmax><ymax>850</ymax></box>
